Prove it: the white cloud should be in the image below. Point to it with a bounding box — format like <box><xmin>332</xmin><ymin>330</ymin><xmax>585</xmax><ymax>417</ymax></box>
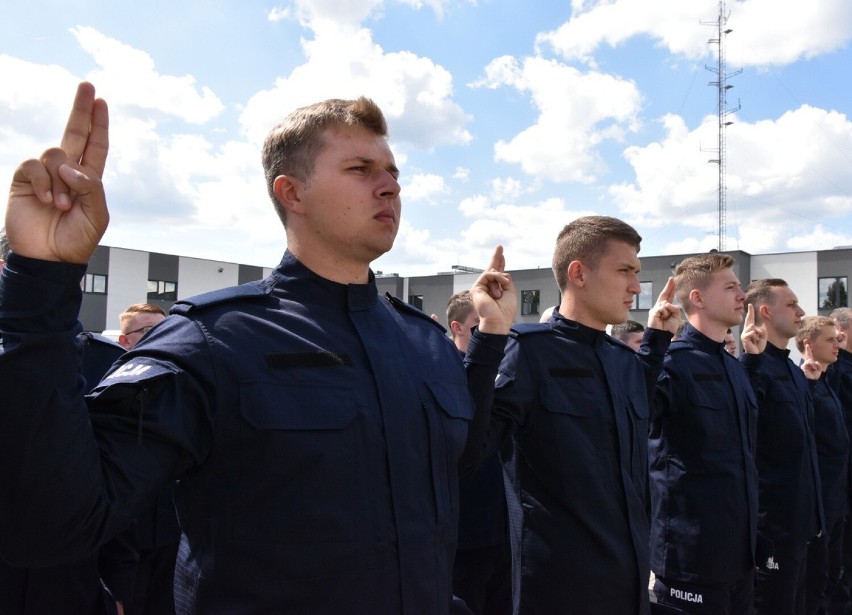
<box><xmin>537</xmin><ymin>0</ymin><xmax>852</xmax><ymax>68</ymax></box>
<box><xmin>292</xmin><ymin>0</ymin><xmax>460</xmax><ymax>26</ymax></box>
<box><xmin>403</xmin><ymin>173</ymin><xmax>450</xmax><ymax>202</ymax></box>
<box><xmin>292</xmin><ymin>0</ymin><xmax>384</xmax><ymax>29</ymax></box>
<box><xmin>453</xmin><ymin>167</ymin><xmax>470</xmax><ymax>181</ymax></box>
<box><xmin>0</xmin><ymin>57</ymin><xmax>82</xmax><ymax>189</ymax></box>
<box><xmin>383</xmin><ymin>193</ymin><xmax>587</xmax><ymax>276</ymax></box>
<box><xmin>610</xmin><ymin>105</ymin><xmax>852</xmax><ymax>254</ymax></box>
<box><xmin>663</xmin><ymin>234</ymin><xmax>720</xmax><ymax>255</ymax></box>
<box><xmin>455</xmin><ymin>196</ymin><xmax>587</xmax><ymax>269</ymax></box>
<box><xmin>475</xmin><ymin>55</ymin><xmax>642</xmax><ymax>182</ymax></box>
<box><xmin>727</xmin><ymin>0</ymin><xmax>852</xmax><ymax>66</ymax></box>
<box><xmin>490</xmin><ymin>176</ymin><xmax>526</xmax><ymax>201</ymax></box>
<box><xmin>239</xmin><ymin>18</ymin><xmax>471</xmax><ymax>149</ymax></box>
<box><xmin>268</xmin><ymin>6</ymin><xmax>292</xmax><ymax>22</ymax></box>
<box><xmin>70</xmin><ymin>26</ymin><xmax>225</xmax><ymax>124</ymax></box>
<box><xmin>609</xmin><ymin>113</ymin><xmax>718</xmax><ymax>229</ymax></box>
<box><xmin>787</xmin><ymin>225</ymin><xmax>852</xmax><ymax>251</ymax></box>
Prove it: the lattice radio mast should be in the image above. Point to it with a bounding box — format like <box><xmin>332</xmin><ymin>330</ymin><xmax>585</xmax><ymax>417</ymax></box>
<box><xmin>703</xmin><ymin>0</ymin><xmax>740</xmax><ymax>252</ymax></box>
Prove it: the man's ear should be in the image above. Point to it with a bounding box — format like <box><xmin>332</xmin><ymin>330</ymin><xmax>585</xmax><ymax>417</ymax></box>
<box><xmin>566</xmin><ymin>260</ymin><xmax>585</xmax><ymax>288</ymax></box>
<box><xmin>450</xmin><ymin>320</ymin><xmax>463</xmax><ymax>336</ymax></box>
<box><xmin>758</xmin><ymin>303</ymin><xmax>771</xmax><ymax>323</ymax></box>
<box><xmin>273</xmin><ymin>175</ymin><xmax>306</xmax><ymax>216</ymax></box>
<box><xmin>689</xmin><ymin>288</ymin><xmax>703</xmax><ymax>309</ymax></box>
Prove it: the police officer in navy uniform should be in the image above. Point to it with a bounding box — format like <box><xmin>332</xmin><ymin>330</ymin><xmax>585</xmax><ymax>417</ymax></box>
<box><xmin>650</xmin><ymin>253</ymin><xmax>765</xmax><ymax>614</ymax></box>
<box><xmin>469</xmin><ymin>216</ymin><xmax>682</xmax><ymax>615</ymax></box>
<box><xmin>447</xmin><ymin>291</ymin><xmax>511</xmax><ymax>615</ymax></box>
<box><xmin>0</xmin><ymin>82</ymin><xmax>517</xmax><ymax>614</ymax></box>
<box><xmin>743</xmin><ymin>279</ymin><xmax>823</xmax><ymax>615</ymax></box>
<box><xmin>0</xmin><ymin>235</ymin><xmax>136</xmax><ymax>615</ymax></box>
<box><xmin>826</xmin><ymin>307</ymin><xmax>852</xmax><ymax>614</ymax></box>
<box><xmin>797</xmin><ymin>317</ymin><xmax>849</xmax><ymax>615</ymax></box>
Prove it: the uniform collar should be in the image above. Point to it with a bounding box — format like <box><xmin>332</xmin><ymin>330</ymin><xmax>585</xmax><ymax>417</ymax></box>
<box><xmin>680</xmin><ymin>321</ymin><xmax>726</xmax><ymax>354</ymax></box>
<box><xmin>273</xmin><ymin>250</ymin><xmax>378</xmax><ymax>311</ymax></box>
<box><xmin>551</xmin><ymin>312</ymin><xmax>607</xmax><ymax>346</ymax></box>
<box><xmin>764</xmin><ymin>341</ymin><xmax>791</xmax><ymax>360</ymax></box>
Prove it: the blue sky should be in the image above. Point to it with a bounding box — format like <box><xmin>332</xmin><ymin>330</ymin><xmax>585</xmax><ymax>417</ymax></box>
<box><xmin>2</xmin><ymin>0</ymin><xmax>851</xmax><ymax>275</ymax></box>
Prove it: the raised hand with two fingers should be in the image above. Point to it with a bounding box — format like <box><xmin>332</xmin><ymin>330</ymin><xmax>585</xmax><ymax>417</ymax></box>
<box><xmin>740</xmin><ymin>304</ymin><xmax>768</xmax><ymax>355</ymax></box>
<box><xmin>469</xmin><ymin>245</ymin><xmax>517</xmax><ymax>335</ymax></box>
<box><xmin>6</xmin><ymin>82</ymin><xmax>109</xmax><ymax>264</ymax></box>
<box><xmin>647</xmin><ymin>276</ymin><xmax>682</xmax><ymax>335</ymax></box>
<box><xmin>800</xmin><ymin>340</ymin><xmax>823</xmax><ymax>381</ymax></box>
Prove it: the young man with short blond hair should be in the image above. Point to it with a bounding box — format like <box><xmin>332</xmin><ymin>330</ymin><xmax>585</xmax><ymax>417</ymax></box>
<box><xmin>743</xmin><ymin>278</ymin><xmax>823</xmax><ymax>615</ymax></box>
<box><xmin>0</xmin><ymin>83</ymin><xmax>517</xmax><ymax>614</ymax></box>
<box><xmin>797</xmin><ymin>317</ymin><xmax>849</xmax><ymax>615</ymax></box>
<box><xmin>650</xmin><ymin>253</ymin><xmax>765</xmax><ymax>614</ymax></box>
<box><xmin>479</xmin><ymin>215</ymin><xmax>680</xmax><ymax>614</ymax></box>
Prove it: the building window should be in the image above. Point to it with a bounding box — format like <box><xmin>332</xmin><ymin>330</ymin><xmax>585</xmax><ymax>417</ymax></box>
<box><xmin>521</xmin><ymin>290</ymin><xmax>540</xmax><ymax>316</ymax></box>
<box><xmin>632</xmin><ymin>282</ymin><xmax>653</xmax><ymax>310</ymax></box>
<box><xmin>819</xmin><ymin>276</ymin><xmax>848</xmax><ymax>310</ymax></box>
<box><xmin>409</xmin><ymin>295</ymin><xmax>423</xmax><ymax>311</ymax></box>
<box><xmin>148</xmin><ymin>280</ymin><xmax>178</xmax><ymax>302</ymax></box>
<box><xmin>81</xmin><ymin>273</ymin><xmax>107</xmax><ymax>294</ymax></box>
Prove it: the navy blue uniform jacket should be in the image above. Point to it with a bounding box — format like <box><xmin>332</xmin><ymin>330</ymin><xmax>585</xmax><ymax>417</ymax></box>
<box><xmin>810</xmin><ymin>375</ymin><xmax>850</xmax><ymax>530</ymax></box>
<box><xmin>455</xmin><ymin>348</ymin><xmax>508</xmax><ymax>552</ymax></box>
<box><xmin>650</xmin><ymin>323</ymin><xmax>760</xmax><ymax>585</ymax></box>
<box><xmin>481</xmin><ymin>315</ymin><xmax>670</xmax><ymax>615</ymax></box>
<box><xmin>0</xmin><ymin>251</ymin><xmax>506</xmax><ymax>615</ymax></box>
<box><xmin>826</xmin><ymin>348</ymin><xmax>852</xmax><ymax>511</ymax></box>
<box><xmin>0</xmin><ymin>332</ymin><xmax>137</xmax><ymax>614</ymax></box>
<box><xmin>744</xmin><ymin>342</ymin><xmax>822</xmax><ymax>559</ymax></box>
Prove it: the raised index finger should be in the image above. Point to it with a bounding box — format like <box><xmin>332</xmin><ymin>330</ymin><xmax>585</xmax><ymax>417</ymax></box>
<box><xmin>656</xmin><ymin>276</ymin><xmax>675</xmax><ymax>304</ymax></box>
<box><xmin>744</xmin><ymin>303</ymin><xmax>755</xmax><ymax>327</ymax></box>
<box><xmin>81</xmin><ymin>97</ymin><xmax>109</xmax><ymax>177</ymax></box>
<box><xmin>60</xmin><ymin>82</ymin><xmax>97</xmax><ymax>164</ymax></box>
<box><xmin>803</xmin><ymin>340</ymin><xmax>814</xmax><ymax>360</ymax></box>
<box><xmin>487</xmin><ymin>245</ymin><xmax>505</xmax><ymax>273</ymax></box>
<box><xmin>58</xmin><ymin>83</ymin><xmax>109</xmax><ymax>178</ymax></box>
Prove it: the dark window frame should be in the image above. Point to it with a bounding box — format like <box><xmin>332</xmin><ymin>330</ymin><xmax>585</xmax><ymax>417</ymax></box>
<box><xmin>521</xmin><ymin>289</ymin><xmax>541</xmax><ymax>316</ymax></box>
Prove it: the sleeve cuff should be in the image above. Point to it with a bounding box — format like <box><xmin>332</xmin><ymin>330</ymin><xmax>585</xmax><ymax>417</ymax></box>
<box><xmin>0</xmin><ymin>253</ymin><xmax>86</xmax><ymax>330</ymax></box>
<box><xmin>643</xmin><ymin>328</ymin><xmax>673</xmax><ymax>354</ymax></box>
<box><xmin>465</xmin><ymin>329</ymin><xmax>508</xmax><ymax>366</ymax></box>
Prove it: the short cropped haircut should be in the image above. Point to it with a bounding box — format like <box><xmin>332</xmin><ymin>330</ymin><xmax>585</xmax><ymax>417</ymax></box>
<box><xmin>611</xmin><ymin>320</ymin><xmax>645</xmax><ymax>340</ymax></box>
<box><xmin>446</xmin><ymin>291</ymin><xmax>475</xmax><ymax>337</ymax></box>
<box><xmin>552</xmin><ymin>216</ymin><xmax>642</xmax><ymax>292</ymax></box>
<box><xmin>744</xmin><ymin>279</ymin><xmax>788</xmax><ymax>324</ymax></box>
<box><xmin>795</xmin><ymin>315</ymin><xmax>836</xmax><ymax>353</ymax></box>
<box><xmin>674</xmin><ymin>253</ymin><xmax>735</xmax><ymax>312</ymax></box>
<box><xmin>119</xmin><ymin>303</ymin><xmax>167</xmax><ymax>332</ymax></box>
<box><xmin>830</xmin><ymin>307</ymin><xmax>852</xmax><ymax>331</ymax></box>
<box><xmin>262</xmin><ymin>97</ymin><xmax>388</xmax><ymax>226</ymax></box>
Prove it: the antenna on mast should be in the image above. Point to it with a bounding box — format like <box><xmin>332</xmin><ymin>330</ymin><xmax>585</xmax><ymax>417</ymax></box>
<box><xmin>702</xmin><ymin>0</ymin><xmax>741</xmax><ymax>252</ymax></box>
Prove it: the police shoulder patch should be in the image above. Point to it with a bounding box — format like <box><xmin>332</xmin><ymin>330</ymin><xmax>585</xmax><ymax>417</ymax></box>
<box><xmin>171</xmin><ymin>280</ymin><xmax>270</xmax><ymax>316</ymax></box>
<box><xmin>384</xmin><ymin>293</ymin><xmax>446</xmax><ymax>332</ymax></box>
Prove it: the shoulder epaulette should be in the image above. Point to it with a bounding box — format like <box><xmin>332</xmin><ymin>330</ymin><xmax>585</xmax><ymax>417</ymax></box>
<box><xmin>511</xmin><ymin>322</ymin><xmax>551</xmax><ymax>337</ymax></box>
<box><xmin>171</xmin><ymin>280</ymin><xmax>270</xmax><ymax>316</ymax></box>
<box><xmin>384</xmin><ymin>292</ymin><xmax>446</xmax><ymax>333</ymax></box>
<box><xmin>77</xmin><ymin>330</ymin><xmax>125</xmax><ymax>351</ymax></box>
<box><xmin>668</xmin><ymin>339</ymin><xmax>690</xmax><ymax>352</ymax></box>
<box><xmin>607</xmin><ymin>335</ymin><xmax>631</xmax><ymax>351</ymax></box>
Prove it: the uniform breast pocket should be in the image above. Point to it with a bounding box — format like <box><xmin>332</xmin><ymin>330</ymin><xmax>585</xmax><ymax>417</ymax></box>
<box><xmin>537</xmin><ymin>379</ymin><xmax>600</xmax><ymax>473</ymax></box>
<box><xmin>685</xmin><ymin>383</ymin><xmax>736</xmax><ymax>453</ymax></box>
<box><xmin>233</xmin><ymin>381</ymin><xmax>360</xmax><ymax>543</ymax></box>
<box><xmin>423</xmin><ymin>379</ymin><xmax>474</xmax><ymax>521</ymax></box>
<box><xmin>760</xmin><ymin>388</ymin><xmax>802</xmax><ymax>453</ymax></box>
